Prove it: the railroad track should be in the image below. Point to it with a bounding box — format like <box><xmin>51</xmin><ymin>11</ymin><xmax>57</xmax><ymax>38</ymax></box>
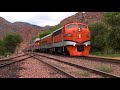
<box><xmin>76</xmin><ymin>56</ymin><xmax>120</xmax><ymax>64</ymax></box>
<box><xmin>30</xmin><ymin>52</ymin><xmax>120</xmax><ymax>78</ymax></box>
<box><xmin>0</xmin><ymin>53</ymin><xmax>29</xmax><ymax>61</ymax></box>
<box><xmin>35</xmin><ymin>52</ymin><xmax>120</xmax><ymax>64</ymax></box>
<box><xmin>28</xmin><ymin>53</ymin><xmax>75</xmax><ymax>78</ymax></box>
<box><xmin>0</xmin><ymin>54</ymin><xmax>34</xmax><ymax>68</ymax></box>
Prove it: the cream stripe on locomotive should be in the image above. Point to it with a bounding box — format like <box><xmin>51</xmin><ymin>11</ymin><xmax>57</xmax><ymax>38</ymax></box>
<box><xmin>39</xmin><ymin>40</ymin><xmax>91</xmax><ymax>49</ymax></box>
<box><xmin>40</xmin><ymin>43</ymin><xmax>52</xmax><ymax>49</ymax></box>
<box><xmin>83</xmin><ymin>40</ymin><xmax>91</xmax><ymax>46</ymax></box>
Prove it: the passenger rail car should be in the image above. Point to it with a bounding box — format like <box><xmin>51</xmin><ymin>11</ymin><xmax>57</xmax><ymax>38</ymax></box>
<box><xmin>30</xmin><ymin>22</ymin><xmax>91</xmax><ymax>56</ymax></box>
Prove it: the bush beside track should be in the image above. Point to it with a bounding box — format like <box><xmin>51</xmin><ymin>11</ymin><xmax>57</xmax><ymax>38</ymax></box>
<box><xmin>89</xmin><ymin>12</ymin><xmax>120</xmax><ymax>56</ymax></box>
<box><xmin>0</xmin><ymin>32</ymin><xmax>22</xmax><ymax>56</ymax></box>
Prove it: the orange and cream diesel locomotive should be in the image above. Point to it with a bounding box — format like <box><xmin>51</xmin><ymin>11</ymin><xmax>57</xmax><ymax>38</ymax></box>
<box><xmin>32</xmin><ymin>22</ymin><xmax>91</xmax><ymax>56</ymax></box>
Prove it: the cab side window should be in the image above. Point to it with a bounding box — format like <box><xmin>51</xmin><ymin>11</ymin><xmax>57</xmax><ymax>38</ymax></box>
<box><xmin>66</xmin><ymin>24</ymin><xmax>77</xmax><ymax>29</ymax></box>
<box><xmin>78</xmin><ymin>24</ymin><xmax>87</xmax><ymax>29</ymax></box>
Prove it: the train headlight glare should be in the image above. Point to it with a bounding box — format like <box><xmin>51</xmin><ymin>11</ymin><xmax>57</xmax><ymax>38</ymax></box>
<box><xmin>79</xmin><ymin>35</ymin><xmax>81</xmax><ymax>38</ymax></box>
<box><xmin>78</xmin><ymin>28</ymin><xmax>81</xmax><ymax>31</ymax></box>
<box><xmin>73</xmin><ymin>44</ymin><xmax>76</xmax><ymax>46</ymax></box>
<box><xmin>85</xmin><ymin>44</ymin><xmax>88</xmax><ymax>46</ymax></box>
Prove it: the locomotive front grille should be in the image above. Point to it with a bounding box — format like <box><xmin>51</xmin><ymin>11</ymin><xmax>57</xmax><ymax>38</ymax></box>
<box><xmin>77</xmin><ymin>45</ymin><xmax>84</xmax><ymax>51</ymax></box>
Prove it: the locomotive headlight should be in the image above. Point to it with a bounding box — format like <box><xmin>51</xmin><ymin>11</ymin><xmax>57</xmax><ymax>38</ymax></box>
<box><xmin>66</xmin><ymin>33</ymin><xmax>73</xmax><ymax>37</ymax></box>
<box><xmin>79</xmin><ymin>35</ymin><xmax>81</xmax><ymax>38</ymax></box>
<box><xmin>73</xmin><ymin>44</ymin><xmax>76</xmax><ymax>46</ymax></box>
<box><xmin>85</xmin><ymin>44</ymin><xmax>88</xmax><ymax>46</ymax></box>
<box><xmin>78</xmin><ymin>28</ymin><xmax>81</xmax><ymax>31</ymax></box>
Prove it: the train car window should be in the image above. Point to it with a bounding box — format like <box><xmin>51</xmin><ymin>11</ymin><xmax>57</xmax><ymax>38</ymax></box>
<box><xmin>78</xmin><ymin>24</ymin><xmax>87</xmax><ymax>29</ymax></box>
<box><xmin>66</xmin><ymin>24</ymin><xmax>77</xmax><ymax>29</ymax></box>
<box><xmin>52</xmin><ymin>29</ymin><xmax>62</xmax><ymax>36</ymax></box>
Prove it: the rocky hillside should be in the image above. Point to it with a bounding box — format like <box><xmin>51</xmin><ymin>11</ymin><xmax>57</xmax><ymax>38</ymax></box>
<box><xmin>41</xmin><ymin>25</ymin><xmax>52</xmax><ymax>31</ymax></box>
<box><xmin>13</xmin><ymin>22</ymin><xmax>43</xmax><ymax>50</ymax></box>
<box><xmin>0</xmin><ymin>17</ymin><xmax>43</xmax><ymax>41</ymax></box>
<box><xmin>0</xmin><ymin>17</ymin><xmax>20</xmax><ymax>38</ymax></box>
<box><xmin>0</xmin><ymin>17</ymin><xmax>43</xmax><ymax>50</ymax></box>
<box><xmin>13</xmin><ymin>22</ymin><xmax>42</xmax><ymax>42</ymax></box>
<box><xmin>60</xmin><ymin>12</ymin><xmax>104</xmax><ymax>25</ymax></box>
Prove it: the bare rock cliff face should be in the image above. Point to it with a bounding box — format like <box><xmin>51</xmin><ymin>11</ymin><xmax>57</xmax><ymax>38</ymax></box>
<box><xmin>60</xmin><ymin>12</ymin><xmax>104</xmax><ymax>25</ymax></box>
<box><xmin>13</xmin><ymin>22</ymin><xmax>42</xmax><ymax>42</ymax></box>
<box><xmin>0</xmin><ymin>17</ymin><xmax>20</xmax><ymax>38</ymax></box>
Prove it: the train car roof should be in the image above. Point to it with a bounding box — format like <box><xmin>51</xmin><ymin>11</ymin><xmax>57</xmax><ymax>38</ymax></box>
<box><xmin>40</xmin><ymin>33</ymin><xmax>52</xmax><ymax>40</ymax></box>
<box><xmin>34</xmin><ymin>38</ymin><xmax>40</xmax><ymax>42</ymax></box>
<box><xmin>65</xmin><ymin>22</ymin><xmax>87</xmax><ymax>26</ymax></box>
<box><xmin>40</xmin><ymin>26</ymin><xmax>64</xmax><ymax>40</ymax></box>
<box><xmin>52</xmin><ymin>26</ymin><xmax>64</xmax><ymax>33</ymax></box>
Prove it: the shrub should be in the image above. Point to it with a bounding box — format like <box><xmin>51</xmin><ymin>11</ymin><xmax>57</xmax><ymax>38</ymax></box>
<box><xmin>31</xmin><ymin>36</ymin><xmax>39</xmax><ymax>43</ymax></box>
<box><xmin>0</xmin><ymin>40</ymin><xmax>7</xmax><ymax>55</ymax></box>
<box><xmin>107</xmin><ymin>26</ymin><xmax>120</xmax><ymax>50</ymax></box>
<box><xmin>3</xmin><ymin>33</ymin><xmax>22</xmax><ymax>53</ymax></box>
<box><xmin>103</xmin><ymin>12</ymin><xmax>120</xmax><ymax>26</ymax></box>
<box><xmin>89</xmin><ymin>22</ymin><xmax>108</xmax><ymax>52</ymax></box>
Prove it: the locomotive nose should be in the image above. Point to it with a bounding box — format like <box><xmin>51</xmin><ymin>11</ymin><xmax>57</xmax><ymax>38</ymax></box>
<box><xmin>80</xmin><ymin>28</ymin><xmax>91</xmax><ymax>38</ymax></box>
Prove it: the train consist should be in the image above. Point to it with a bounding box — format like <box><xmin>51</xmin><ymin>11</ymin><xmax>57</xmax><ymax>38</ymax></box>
<box><xmin>27</xmin><ymin>22</ymin><xmax>91</xmax><ymax>56</ymax></box>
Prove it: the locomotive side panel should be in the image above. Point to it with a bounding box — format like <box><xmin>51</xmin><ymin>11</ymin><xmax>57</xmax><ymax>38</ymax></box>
<box><xmin>40</xmin><ymin>34</ymin><xmax>52</xmax><ymax>50</ymax></box>
<box><xmin>52</xmin><ymin>28</ymin><xmax>63</xmax><ymax>48</ymax></box>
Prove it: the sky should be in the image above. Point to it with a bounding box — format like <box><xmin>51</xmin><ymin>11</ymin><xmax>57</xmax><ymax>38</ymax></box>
<box><xmin>0</xmin><ymin>12</ymin><xmax>77</xmax><ymax>27</ymax></box>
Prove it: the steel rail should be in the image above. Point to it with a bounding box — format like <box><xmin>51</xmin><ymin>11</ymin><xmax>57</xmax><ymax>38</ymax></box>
<box><xmin>32</xmin><ymin>52</ymin><xmax>120</xmax><ymax>78</ymax></box>
<box><xmin>0</xmin><ymin>53</ymin><xmax>28</xmax><ymax>61</ymax></box>
<box><xmin>0</xmin><ymin>55</ymin><xmax>33</xmax><ymax>68</ymax></box>
<box><xmin>34</xmin><ymin>52</ymin><xmax>120</xmax><ymax>64</ymax></box>
<box><xmin>79</xmin><ymin>56</ymin><xmax>120</xmax><ymax>64</ymax></box>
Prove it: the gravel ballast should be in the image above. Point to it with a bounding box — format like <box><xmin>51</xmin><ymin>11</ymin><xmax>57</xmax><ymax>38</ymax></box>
<box><xmin>37</xmin><ymin>53</ymin><xmax>120</xmax><ymax>77</ymax></box>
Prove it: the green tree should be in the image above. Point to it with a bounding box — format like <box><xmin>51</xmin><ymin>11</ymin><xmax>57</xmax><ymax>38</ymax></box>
<box><xmin>103</xmin><ymin>12</ymin><xmax>120</xmax><ymax>26</ymax></box>
<box><xmin>107</xmin><ymin>26</ymin><xmax>120</xmax><ymax>50</ymax></box>
<box><xmin>31</xmin><ymin>36</ymin><xmax>39</xmax><ymax>43</ymax></box>
<box><xmin>89</xmin><ymin>22</ymin><xmax>108</xmax><ymax>53</ymax></box>
<box><xmin>0</xmin><ymin>40</ymin><xmax>7</xmax><ymax>55</ymax></box>
<box><xmin>3</xmin><ymin>33</ymin><xmax>22</xmax><ymax>53</ymax></box>
<box><xmin>104</xmin><ymin>12</ymin><xmax>120</xmax><ymax>52</ymax></box>
<box><xmin>89</xmin><ymin>12</ymin><xmax>120</xmax><ymax>54</ymax></box>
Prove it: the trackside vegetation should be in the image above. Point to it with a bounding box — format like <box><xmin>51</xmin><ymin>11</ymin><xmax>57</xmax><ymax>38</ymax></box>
<box><xmin>31</xmin><ymin>36</ymin><xmax>39</xmax><ymax>43</ymax></box>
<box><xmin>89</xmin><ymin>12</ymin><xmax>120</xmax><ymax>56</ymax></box>
<box><xmin>0</xmin><ymin>33</ymin><xmax>22</xmax><ymax>56</ymax></box>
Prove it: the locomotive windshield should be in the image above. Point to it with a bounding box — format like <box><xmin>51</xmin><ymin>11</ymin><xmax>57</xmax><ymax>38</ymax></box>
<box><xmin>78</xmin><ymin>24</ymin><xmax>87</xmax><ymax>29</ymax></box>
<box><xmin>66</xmin><ymin>24</ymin><xmax>77</xmax><ymax>29</ymax></box>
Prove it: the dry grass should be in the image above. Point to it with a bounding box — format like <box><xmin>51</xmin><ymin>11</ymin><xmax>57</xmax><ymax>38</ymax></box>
<box><xmin>79</xmin><ymin>71</ymin><xmax>91</xmax><ymax>77</ymax></box>
<box><xmin>96</xmin><ymin>66</ymin><xmax>113</xmax><ymax>73</ymax></box>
